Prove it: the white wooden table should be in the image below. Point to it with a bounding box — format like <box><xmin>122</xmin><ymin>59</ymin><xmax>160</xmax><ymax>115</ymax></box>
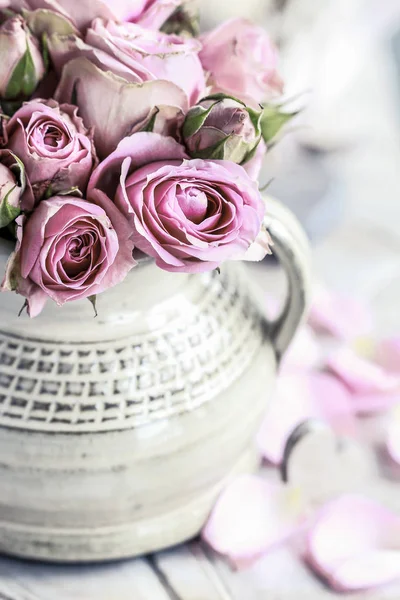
<box><xmin>1</xmin><ymin>20</ymin><xmax>399</xmax><ymax>600</ymax></box>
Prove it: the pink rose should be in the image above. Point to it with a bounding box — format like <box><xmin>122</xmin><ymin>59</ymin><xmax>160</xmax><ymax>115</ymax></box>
<box><xmin>51</xmin><ymin>21</ymin><xmax>204</xmax><ymax>157</ymax></box>
<box><xmin>103</xmin><ymin>0</ymin><xmax>182</xmax><ymax>29</ymax></box>
<box><xmin>200</xmin><ymin>18</ymin><xmax>283</xmax><ymax>106</ymax></box>
<box><xmin>7</xmin><ymin>0</ymin><xmax>182</xmax><ymax>32</ymax></box>
<box><xmin>4</xmin><ymin>195</ymin><xmax>136</xmax><ymax>317</ymax></box>
<box><xmin>89</xmin><ymin>132</ymin><xmax>271</xmax><ymax>273</ymax></box>
<box><xmin>2</xmin><ymin>100</ymin><xmax>96</xmax><ymax>209</ymax></box>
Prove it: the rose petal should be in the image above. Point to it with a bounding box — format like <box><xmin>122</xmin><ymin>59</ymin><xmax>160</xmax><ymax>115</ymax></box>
<box><xmin>375</xmin><ymin>337</ymin><xmax>400</xmax><ymax>374</ymax></box>
<box><xmin>306</xmin><ymin>495</ymin><xmax>400</xmax><ymax>592</ymax></box>
<box><xmin>257</xmin><ymin>372</ymin><xmax>355</xmax><ymax>465</ymax></box>
<box><xmin>281</xmin><ymin>325</ymin><xmax>321</xmax><ymax>372</ymax></box>
<box><xmin>386</xmin><ymin>405</ymin><xmax>400</xmax><ymax>465</ymax></box>
<box><xmin>309</xmin><ymin>284</ymin><xmax>373</xmax><ymax>340</ymax></box>
<box><xmin>202</xmin><ymin>475</ymin><xmax>303</xmax><ymax>567</ymax></box>
<box><xmin>55</xmin><ymin>57</ymin><xmax>188</xmax><ymax>158</ymax></box>
<box><xmin>327</xmin><ymin>347</ymin><xmax>400</xmax><ymax>397</ymax></box>
<box><xmin>257</xmin><ymin>375</ymin><xmax>314</xmax><ymax>466</ymax></box>
<box><xmin>88</xmin><ymin>132</ymin><xmax>187</xmax><ymax>198</ymax></box>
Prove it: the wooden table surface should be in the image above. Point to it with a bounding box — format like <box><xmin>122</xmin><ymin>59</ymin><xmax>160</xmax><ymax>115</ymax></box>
<box><xmin>0</xmin><ymin>26</ymin><xmax>399</xmax><ymax>600</ymax></box>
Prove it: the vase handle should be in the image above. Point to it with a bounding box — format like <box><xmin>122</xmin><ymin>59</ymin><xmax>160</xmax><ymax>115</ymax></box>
<box><xmin>263</xmin><ymin>196</ymin><xmax>312</xmax><ymax>361</ymax></box>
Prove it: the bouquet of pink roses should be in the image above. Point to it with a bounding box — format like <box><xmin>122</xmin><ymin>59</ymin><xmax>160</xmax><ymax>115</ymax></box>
<box><xmin>0</xmin><ymin>0</ymin><xmax>293</xmax><ymax>317</ymax></box>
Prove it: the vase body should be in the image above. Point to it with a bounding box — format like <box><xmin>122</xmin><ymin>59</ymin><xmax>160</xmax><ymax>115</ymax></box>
<box><xmin>0</xmin><ymin>198</ymin><xmax>311</xmax><ymax>562</ymax></box>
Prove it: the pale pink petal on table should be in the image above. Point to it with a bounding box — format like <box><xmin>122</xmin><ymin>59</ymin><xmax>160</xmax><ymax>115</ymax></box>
<box><xmin>309</xmin><ymin>373</ymin><xmax>357</xmax><ymax>437</ymax></box>
<box><xmin>350</xmin><ymin>392</ymin><xmax>400</xmax><ymax>415</ymax></box>
<box><xmin>327</xmin><ymin>347</ymin><xmax>400</xmax><ymax>396</ymax></box>
<box><xmin>386</xmin><ymin>405</ymin><xmax>400</xmax><ymax>465</ymax></box>
<box><xmin>257</xmin><ymin>374</ymin><xmax>313</xmax><ymax>465</ymax></box>
<box><xmin>306</xmin><ymin>495</ymin><xmax>400</xmax><ymax>592</ymax></box>
<box><xmin>281</xmin><ymin>325</ymin><xmax>321</xmax><ymax>372</ymax></box>
<box><xmin>309</xmin><ymin>284</ymin><xmax>373</xmax><ymax>340</ymax></box>
<box><xmin>375</xmin><ymin>337</ymin><xmax>400</xmax><ymax>374</ymax></box>
<box><xmin>202</xmin><ymin>475</ymin><xmax>303</xmax><ymax>567</ymax></box>
<box><xmin>257</xmin><ymin>372</ymin><xmax>355</xmax><ymax>465</ymax></box>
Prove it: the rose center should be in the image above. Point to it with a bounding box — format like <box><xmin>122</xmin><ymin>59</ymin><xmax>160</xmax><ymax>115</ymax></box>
<box><xmin>43</xmin><ymin>125</ymin><xmax>64</xmax><ymax>148</ymax></box>
<box><xmin>68</xmin><ymin>233</ymin><xmax>95</xmax><ymax>262</ymax></box>
<box><xmin>176</xmin><ymin>186</ymin><xmax>208</xmax><ymax>224</ymax></box>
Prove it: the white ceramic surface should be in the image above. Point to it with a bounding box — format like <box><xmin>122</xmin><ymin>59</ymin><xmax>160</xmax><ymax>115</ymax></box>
<box><xmin>0</xmin><ymin>197</ymin><xmax>311</xmax><ymax>561</ymax></box>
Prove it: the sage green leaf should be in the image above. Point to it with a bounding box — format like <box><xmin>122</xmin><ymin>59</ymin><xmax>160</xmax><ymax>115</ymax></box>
<box><xmin>142</xmin><ymin>107</ymin><xmax>160</xmax><ymax>133</ymax></box>
<box><xmin>260</xmin><ymin>105</ymin><xmax>299</xmax><ymax>144</ymax></box>
<box><xmin>0</xmin><ymin>185</ymin><xmax>20</xmax><ymax>229</ymax></box>
<box><xmin>182</xmin><ymin>102</ymin><xmax>218</xmax><ymax>139</ymax></box>
<box><xmin>6</xmin><ymin>43</ymin><xmax>39</xmax><ymax>100</ymax></box>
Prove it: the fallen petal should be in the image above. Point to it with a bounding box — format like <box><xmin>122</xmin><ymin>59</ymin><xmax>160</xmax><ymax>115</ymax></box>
<box><xmin>202</xmin><ymin>475</ymin><xmax>303</xmax><ymax>567</ymax></box>
<box><xmin>375</xmin><ymin>337</ymin><xmax>400</xmax><ymax>374</ymax></box>
<box><xmin>257</xmin><ymin>374</ymin><xmax>314</xmax><ymax>465</ymax></box>
<box><xmin>350</xmin><ymin>392</ymin><xmax>399</xmax><ymax>415</ymax></box>
<box><xmin>309</xmin><ymin>284</ymin><xmax>373</xmax><ymax>340</ymax></box>
<box><xmin>306</xmin><ymin>495</ymin><xmax>400</xmax><ymax>592</ymax></box>
<box><xmin>281</xmin><ymin>325</ymin><xmax>321</xmax><ymax>372</ymax></box>
<box><xmin>257</xmin><ymin>372</ymin><xmax>355</xmax><ymax>466</ymax></box>
<box><xmin>327</xmin><ymin>347</ymin><xmax>400</xmax><ymax>397</ymax></box>
<box><xmin>386</xmin><ymin>405</ymin><xmax>400</xmax><ymax>465</ymax></box>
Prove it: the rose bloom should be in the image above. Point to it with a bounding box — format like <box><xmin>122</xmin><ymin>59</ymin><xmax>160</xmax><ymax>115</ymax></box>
<box><xmin>3</xmin><ymin>99</ymin><xmax>96</xmax><ymax>209</ymax></box>
<box><xmin>88</xmin><ymin>132</ymin><xmax>271</xmax><ymax>273</ymax></box>
<box><xmin>52</xmin><ymin>20</ymin><xmax>205</xmax><ymax>106</ymax></box>
<box><xmin>200</xmin><ymin>18</ymin><xmax>283</xmax><ymax>105</ymax></box>
<box><xmin>51</xmin><ymin>21</ymin><xmax>204</xmax><ymax>157</ymax></box>
<box><xmin>7</xmin><ymin>0</ymin><xmax>181</xmax><ymax>32</ymax></box>
<box><xmin>4</xmin><ymin>196</ymin><xmax>136</xmax><ymax>317</ymax></box>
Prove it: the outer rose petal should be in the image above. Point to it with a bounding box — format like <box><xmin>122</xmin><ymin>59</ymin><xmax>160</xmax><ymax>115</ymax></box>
<box><xmin>306</xmin><ymin>495</ymin><xmax>400</xmax><ymax>592</ymax></box>
<box><xmin>309</xmin><ymin>284</ymin><xmax>373</xmax><ymax>340</ymax></box>
<box><xmin>202</xmin><ymin>475</ymin><xmax>303</xmax><ymax>567</ymax></box>
<box><xmin>133</xmin><ymin>0</ymin><xmax>182</xmax><ymax>29</ymax></box>
<box><xmin>10</xmin><ymin>0</ymin><xmax>115</xmax><ymax>32</ymax></box>
<box><xmin>55</xmin><ymin>58</ymin><xmax>188</xmax><ymax>158</ymax></box>
<box><xmin>88</xmin><ymin>132</ymin><xmax>188</xmax><ymax>198</ymax></box>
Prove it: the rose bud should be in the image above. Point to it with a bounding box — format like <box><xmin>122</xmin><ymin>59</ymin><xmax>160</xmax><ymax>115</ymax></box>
<box><xmin>0</xmin><ymin>157</ymin><xmax>24</xmax><ymax>229</ymax></box>
<box><xmin>0</xmin><ymin>16</ymin><xmax>46</xmax><ymax>103</ymax></box>
<box><xmin>183</xmin><ymin>95</ymin><xmax>262</xmax><ymax>164</ymax></box>
<box><xmin>199</xmin><ymin>18</ymin><xmax>283</xmax><ymax>106</ymax></box>
<box><xmin>3</xmin><ymin>99</ymin><xmax>97</xmax><ymax>209</ymax></box>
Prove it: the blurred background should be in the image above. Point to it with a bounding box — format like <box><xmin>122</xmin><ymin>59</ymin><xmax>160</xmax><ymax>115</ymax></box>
<box><xmin>201</xmin><ymin>0</ymin><xmax>400</xmax><ymax>334</ymax></box>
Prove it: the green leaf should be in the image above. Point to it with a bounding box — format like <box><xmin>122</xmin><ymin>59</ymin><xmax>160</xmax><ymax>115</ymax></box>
<box><xmin>0</xmin><ymin>185</ymin><xmax>20</xmax><ymax>229</ymax></box>
<box><xmin>260</xmin><ymin>105</ymin><xmax>299</xmax><ymax>144</ymax></box>
<box><xmin>200</xmin><ymin>93</ymin><xmax>247</xmax><ymax>107</ymax></box>
<box><xmin>142</xmin><ymin>106</ymin><xmax>160</xmax><ymax>133</ymax></box>
<box><xmin>42</xmin><ymin>32</ymin><xmax>50</xmax><ymax>70</ymax></box>
<box><xmin>190</xmin><ymin>135</ymin><xmax>233</xmax><ymax>160</ymax></box>
<box><xmin>5</xmin><ymin>42</ymin><xmax>39</xmax><ymax>100</ymax></box>
<box><xmin>88</xmin><ymin>295</ymin><xmax>98</xmax><ymax>318</ymax></box>
<box><xmin>182</xmin><ymin>102</ymin><xmax>218</xmax><ymax>140</ymax></box>
<box><xmin>9</xmin><ymin>152</ymin><xmax>26</xmax><ymax>192</ymax></box>
<box><xmin>56</xmin><ymin>186</ymin><xmax>82</xmax><ymax>198</ymax></box>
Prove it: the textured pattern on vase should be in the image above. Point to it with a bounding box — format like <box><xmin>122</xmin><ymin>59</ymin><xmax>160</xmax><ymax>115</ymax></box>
<box><xmin>0</xmin><ymin>270</ymin><xmax>263</xmax><ymax>432</ymax></box>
